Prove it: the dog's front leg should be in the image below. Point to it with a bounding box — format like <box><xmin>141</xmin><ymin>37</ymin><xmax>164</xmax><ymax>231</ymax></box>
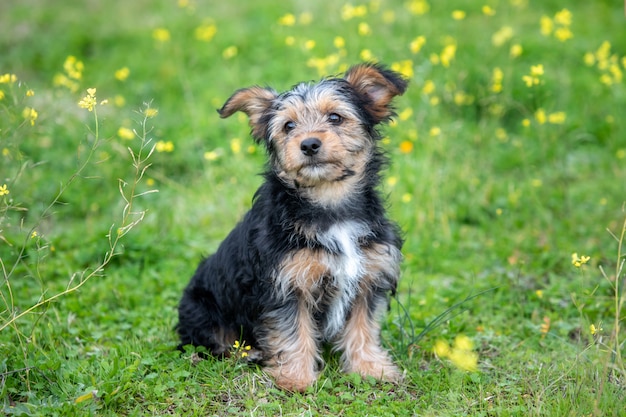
<box><xmin>261</xmin><ymin>301</ymin><xmax>321</xmax><ymax>392</ymax></box>
<box><xmin>335</xmin><ymin>242</ymin><xmax>402</xmax><ymax>382</ymax></box>
<box><xmin>335</xmin><ymin>292</ymin><xmax>401</xmax><ymax>382</ymax></box>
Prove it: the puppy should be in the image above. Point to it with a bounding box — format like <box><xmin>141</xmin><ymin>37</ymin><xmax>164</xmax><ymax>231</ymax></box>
<box><xmin>177</xmin><ymin>63</ymin><xmax>408</xmax><ymax>392</ymax></box>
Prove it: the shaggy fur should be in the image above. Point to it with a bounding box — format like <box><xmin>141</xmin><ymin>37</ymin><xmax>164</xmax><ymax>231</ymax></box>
<box><xmin>177</xmin><ymin>63</ymin><xmax>408</xmax><ymax>392</ymax></box>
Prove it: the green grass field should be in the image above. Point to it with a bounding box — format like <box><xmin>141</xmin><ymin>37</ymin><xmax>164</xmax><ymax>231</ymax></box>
<box><xmin>1</xmin><ymin>0</ymin><xmax>625</xmax><ymax>415</ymax></box>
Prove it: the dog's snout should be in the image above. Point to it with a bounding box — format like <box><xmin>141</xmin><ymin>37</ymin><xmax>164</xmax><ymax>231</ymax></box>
<box><xmin>300</xmin><ymin>137</ymin><xmax>322</xmax><ymax>156</ymax></box>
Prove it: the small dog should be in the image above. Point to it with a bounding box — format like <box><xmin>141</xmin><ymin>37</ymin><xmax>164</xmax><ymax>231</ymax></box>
<box><xmin>177</xmin><ymin>63</ymin><xmax>408</xmax><ymax>392</ymax></box>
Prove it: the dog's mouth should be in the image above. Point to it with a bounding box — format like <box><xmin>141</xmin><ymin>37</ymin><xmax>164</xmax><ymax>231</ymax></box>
<box><xmin>291</xmin><ymin>160</ymin><xmax>357</xmax><ymax>186</ymax></box>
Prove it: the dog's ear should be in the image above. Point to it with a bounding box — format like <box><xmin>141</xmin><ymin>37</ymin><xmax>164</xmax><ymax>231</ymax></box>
<box><xmin>218</xmin><ymin>86</ymin><xmax>277</xmax><ymax>141</ymax></box>
<box><xmin>344</xmin><ymin>63</ymin><xmax>408</xmax><ymax>124</ymax></box>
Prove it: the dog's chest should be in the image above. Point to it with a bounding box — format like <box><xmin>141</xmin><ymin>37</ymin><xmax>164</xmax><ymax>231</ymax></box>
<box><xmin>315</xmin><ymin>221</ymin><xmax>371</xmax><ymax>338</ymax></box>
<box><xmin>316</xmin><ymin>221</ymin><xmax>369</xmax><ymax>281</ymax></box>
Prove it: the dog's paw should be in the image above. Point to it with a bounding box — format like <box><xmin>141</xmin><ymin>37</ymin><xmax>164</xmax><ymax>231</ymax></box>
<box><xmin>266</xmin><ymin>364</ymin><xmax>318</xmax><ymax>392</ymax></box>
<box><xmin>345</xmin><ymin>356</ymin><xmax>402</xmax><ymax>383</ymax></box>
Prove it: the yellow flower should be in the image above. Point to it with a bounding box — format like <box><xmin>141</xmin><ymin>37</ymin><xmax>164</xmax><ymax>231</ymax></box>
<box><xmin>78</xmin><ymin>88</ymin><xmax>97</xmax><ymax>111</ymax></box>
<box><xmin>492</xmin><ymin>26</ymin><xmax>513</xmax><ymax>47</ymax></box>
<box><xmin>398</xmin><ymin>107</ymin><xmax>413</xmax><ymax>121</ymax></box>
<box><xmin>540</xmin><ymin>316</ymin><xmax>550</xmax><ymax>338</ymax></box>
<box><xmin>436</xmin><ymin>336</ymin><xmax>479</xmax><ymax>371</ymax></box>
<box><xmin>204</xmin><ymin>150</ymin><xmax>220</xmax><ymax>161</ymax></box>
<box><xmin>386</xmin><ymin>176</ymin><xmax>398</xmax><ymax>187</ymax></box>
<box><xmin>554</xmin><ymin>8</ymin><xmax>572</xmax><ymax>26</ymax></box>
<box><xmin>535</xmin><ymin>289</ymin><xmax>544</xmax><ymax>299</ymax></box>
<box><xmin>522</xmin><ymin>65</ymin><xmax>543</xmax><ymax>87</ymax></box>
<box><xmin>454</xmin><ymin>335</ymin><xmax>474</xmax><ymax>351</ymax></box>
<box><xmin>155</xmin><ymin>140</ymin><xmax>174</xmax><ymax>153</ymax></box>
<box><xmin>401</xmin><ymin>193</ymin><xmax>412</xmax><ymax>203</ymax></box>
<box><xmin>0</xmin><ymin>184</ymin><xmax>9</xmax><ymax>196</ymax></box>
<box><xmin>590</xmin><ymin>324</ymin><xmax>602</xmax><ymax>335</ymax></box>
<box><xmin>63</xmin><ymin>56</ymin><xmax>84</xmax><ymax>80</ymax></box>
<box><xmin>399</xmin><ymin>141</ymin><xmax>414</xmax><ymax>154</ymax></box>
<box><xmin>114</xmin><ymin>67</ymin><xmax>130</xmax><ymax>81</ymax></box>
<box><xmin>522</xmin><ymin>118</ymin><xmax>530</xmax><ymax>127</ymax></box>
<box><xmin>406</xmin><ymin>0</ymin><xmax>430</xmax><ymax>15</ymax></box>
<box><xmin>153</xmin><ymin>28</ymin><xmax>171</xmax><ymax>42</ymax></box>
<box><xmin>195</xmin><ymin>23</ymin><xmax>217</xmax><ymax>42</ymax></box>
<box><xmin>453</xmin><ymin>91</ymin><xmax>471</xmax><ymax>105</ymax></box>
<box><xmin>491</xmin><ymin>67</ymin><xmax>503</xmax><ymax>92</ymax></box>
<box><xmin>222</xmin><ymin>46</ymin><xmax>238</xmax><ymax>59</ymax></box>
<box><xmin>583</xmin><ymin>52</ymin><xmax>595</xmax><ymax>66</ymax></box>
<box><xmin>358</xmin><ymin>22</ymin><xmax>371</xmax><ymax>36</ymax></box>
<box><xmin>230</xmin><ymin>138</ymin><xmax>242</xmax><ymax>154</ymax></box>
<box><xmin>530</xmin><ymin>64</ymin><xmax>544</xmax><ymax>76</ymax></box>
<box><xmin>548</xmin><ymin>112</ymin><xmax>566</xmax><ymax>124</ymax></box>
<box><xmin>422</xmin><ymin>80</ymin><xmax>435</xmax><ymax>95</ymax></box>
<box><xmin>482</xmin><ymin>5</ymin><xmax>496</xmax><ymax>16</ymax></box>
<box><xmin>510</xmin><ymin>44</ymin><xmax>523</xmax><ymax>58</ymax></box>
<box><xmin>440</xmin><ymin>44</ymin><xmax>456</xmax><ymax>68</ymax></box>
<box><xmin>433</xmin><ymin>340</ymin><xmax>451</xmax><ymax>358</ymax></box>
<box><xmin>144</xmin><ymin>107</ymin><xmax>159</xmax><ymax>118</ymax></box>
<box><xmin>571</xmin><ymin>253</ymin><xmax>590</xmax><ymax>267</ymax></box>
<box><xmin>540</xmin><ymin>16</ymin><xmax>553</xmax><ymax>36</ymax></box>
<box><xmin>334</xmin><ymin>36</ymin><xmax>345</xmax><ymax>49</ymax></box>
<box><xmin>534</xmin><ymin>108</ymin><xmax>546</xmax><ymax>124</ymax></box>
<box><xmin>278</xmin><ymin>13</ymin><xmax>296</xmax><ymax>26</ymax></box>
<box><xmin>410</xmin><ymin>36</ymin><xmax>426</xmax><ymax>54</ymax></box>
<box><xmin>554</xmin><ymin>27</ymin><xmax>573</xmax><ymax>42</ymax></box>
<box><xmin>0</xmin><ymin>73</ymin><xmax>18</xmax><ymax>83</ymax></box>
<box><xmin>341</xmin><ymin>4</ymin><xmax>367</xmax><ymax>20</ymax></box>
<box><xmin>429</xmin><ymin>126</ymin><xmax>441</xmax><ymax>137</ymax></box>
<box><xmin>391</xmin><ymin>60</ymin><xmax>413</xmax><ymax>78</ymax></box>
<box><xmin>303</xmin><ymin>40</ymin><xmax>315</xmax><ymax>50</ymax></box>
<box><xmin>31</xmin><ymin>230</ymin><xmax>38</xmax><ymax>239</ymax></box>
<box><xmin>360</xmin><ymin>49</ymin><xmax>374</xmax><ymax>61</ymax></box>
<box><xmin>117</xmin><ymin>127</ymin><xmax>135</xmax><ymax>140</ymax></box>
<box><xmin>451</xmin><ymin>10</ymin><xmax>466</xmax><ymax>20</ymax></box>
<box><xmin>26</xmin><ymin>89</ymin><xmax>35</xmax><ymax>97</ymax></box>
<box><xmin>22</xmin><ymin>107</ymin><xmax>38</xmax><ymax>125</ymax></box>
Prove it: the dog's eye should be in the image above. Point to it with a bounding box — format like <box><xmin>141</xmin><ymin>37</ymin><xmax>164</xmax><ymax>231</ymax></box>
<box><xmin>328</xmin><ymin>113</ymin><xmax>343</xmax><ymax>125</ymax></box>
<box><xmin>284</xmin><ymin>121</ymin><xmax>296</xmax><ymax>133</ymax></box>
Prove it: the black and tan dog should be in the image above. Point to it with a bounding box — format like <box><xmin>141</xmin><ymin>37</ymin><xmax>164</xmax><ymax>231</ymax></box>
<box><xmin>177</xmin><ymin>63</ymin><xmax>408</xmax><ymax>392</ymax></box>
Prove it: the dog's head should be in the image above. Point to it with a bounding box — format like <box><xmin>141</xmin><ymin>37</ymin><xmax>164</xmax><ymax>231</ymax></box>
<box><xmin>218</xmin><ymin>63</ymin><xmax>407</xmax><ymax>205</ymax></box>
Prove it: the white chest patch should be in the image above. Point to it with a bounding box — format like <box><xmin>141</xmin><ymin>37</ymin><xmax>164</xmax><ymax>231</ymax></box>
<box><xmin>316</xmin><ymin>221</ymin><xmax>372</xmax><ymax>338</ymax></box>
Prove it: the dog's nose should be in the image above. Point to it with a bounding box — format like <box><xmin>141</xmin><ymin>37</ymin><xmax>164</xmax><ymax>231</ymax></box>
<box><xmin>300</xmin><ymin>137</ymin><xmax>322</xmax><ymax>156</ymax></box>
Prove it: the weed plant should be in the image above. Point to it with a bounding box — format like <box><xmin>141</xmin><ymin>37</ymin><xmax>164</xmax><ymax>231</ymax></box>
<box><xmin>1</xmin><ymin>0</ymin><xmax>625</xmax><ymax>415</ymax></box>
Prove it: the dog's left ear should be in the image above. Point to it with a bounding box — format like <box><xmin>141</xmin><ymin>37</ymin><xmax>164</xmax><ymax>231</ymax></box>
<box><xmin>344</xmin><ymin>63</ymin><xmax>408</xmax><ymax>124</ymax></box>
<box><xmin>218</xmin><ymin>86</ymin><xmax>278</xmax><ymax>142</ymax></box>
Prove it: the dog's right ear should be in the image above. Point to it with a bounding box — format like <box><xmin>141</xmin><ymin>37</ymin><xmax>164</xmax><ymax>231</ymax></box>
<box><xmin>218</xmin><ymin>87</ymin><xmax>277</xmax><ymax>142</ymax></box>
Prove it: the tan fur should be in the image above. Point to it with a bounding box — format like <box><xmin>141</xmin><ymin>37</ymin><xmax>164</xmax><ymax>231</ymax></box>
<box><xmin>264</xmin><ymin>301</ymin><xmax>321</xmax><ymax>392</ymax></box>
<box><xmin>269</xmin><ymin>92</ymin><xmax>374</xmax><ymax>207</ymax></box>
<box><xmin>344</xmin><ymin>65</ymin><xmax>404</xmax><ymax>122</ymax></box>
<box><xmin>218</xmin><ymin>87</ymin><xmax>277</xmax><ymax>140</ymax></box>
<box><xmin>275</xmin><ymin>249</ymin><xmax>329</xmax><ymax>305</ymax></box>
<box><xmin>335</xmin><ymin>296</ymin><xmax>401</xmax><ymax>382</ymax></box>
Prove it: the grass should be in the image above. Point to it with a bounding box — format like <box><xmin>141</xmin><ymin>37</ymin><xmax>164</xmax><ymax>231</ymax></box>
<box><xmin>1</xmin><ymin>0</ymin><xmax>625</xmax><ymax>415</ymax></box>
